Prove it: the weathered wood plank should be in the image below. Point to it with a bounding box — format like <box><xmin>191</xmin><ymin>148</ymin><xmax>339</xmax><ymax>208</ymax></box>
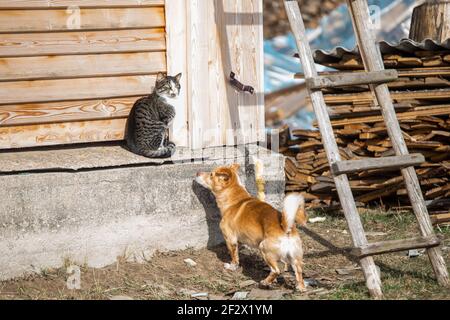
<box><xmin>410</xmin><ymin>0</ymin><xmax>450</xmax><ymax>43</ymax></box>
<box><xmin>0</xmin><ymin>118</ymin><xmax>127</xmax><ymax>149</ymax></box>
<box><xmin>0</xmin><ymin>8</ymin><xmax>165</xmax><ymax>32</ymax></box>
<box><xmin>284</xmin><ymin>0</ymin><xmax>383</xmax><ymax>299</ymax></box>
<box><xmin>165</xmin><ymin>0</ymin><xmax>188</xmax><ymax>147</ymax></box>
<box><xmin>331</xmin><ymin>154</ymin><xmax>425</xmax><ymax>176</ymax></box>
<box><xmin>0</xmin><ymin>28</ymin><xmax>166</xmax><ymax>57</ymax></box>
<box><xmin>296</xmin><ymin>67</ymin><xmax>450</xmax><ymax>79</ymax></box>
<box><xmin>214</xmin><ymin>0</ymin><xmax>240</xmax><ymax>146</ymax></box>
<box><xmin>324</xmin><ymin>88</ymin><xmax>450</xmax><ymax>105</ymax></box>
<box><xmin>240</xmin><ymin>0</ymin><xmax>265</xmax><ymax>144</ymax></box>
<box><xmin>351</xmin><ymin>236</ymin><xmax>441</xmax><ymax>258</ymax></box>
<box><xmin>0</xmin><ymin>0</ymin><xmax>164</xmax><ymax>8</ymax></box>
<box><xmin>0</xmin><ymin>98</ymin><xmax>137</xmax><ymax>126</ymax></box>
<box><xmin>0</xmin><ymin>75</ymin><xmax>156</xmax><ymax>105</ymax></box>
<box><xmin>306</xmin><ymin>70</ymin><xmax>398</xmax><ymax>90</ymax></box>
<box><xmin>347</xmin><ymin>0</ymin><xmax>449</xmax><ymax>287</ymax></box>
<box><xmin>0</xmin><ymin>52</ymin><xmax>166</xmax><ymax>81</ymax></box>
<box><xmin>187</xmin><ymin>0</ymin><xmax>210</xmax><ymax>148</ymax></box>
<box><xmin>327</xmin><ymin>105</ymin><xmax>450</xmax><ymax>127</ymax></box>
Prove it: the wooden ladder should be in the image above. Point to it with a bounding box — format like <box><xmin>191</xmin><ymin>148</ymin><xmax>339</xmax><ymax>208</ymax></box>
<box><xmin>283</xmin><ymin>0</ymin><xmax>449</xmax><ymax>298</ymax></box>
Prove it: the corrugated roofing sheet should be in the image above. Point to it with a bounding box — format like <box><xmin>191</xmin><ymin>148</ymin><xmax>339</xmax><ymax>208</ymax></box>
<box><xmin>314</xmin><ymin>38</ymin><xmax>450</xmax><ymax>64</ymax></box>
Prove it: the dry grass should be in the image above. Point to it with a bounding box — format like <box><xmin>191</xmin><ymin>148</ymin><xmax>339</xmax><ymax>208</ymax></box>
<box><xmin>0</xmin><ymin>209</ymin><xmax>449</xmax><ymax>300</ymax></box>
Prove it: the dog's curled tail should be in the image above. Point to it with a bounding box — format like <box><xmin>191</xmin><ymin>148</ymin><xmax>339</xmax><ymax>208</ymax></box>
<box><xmin>281</xmin><ymin>193</ymin><xmax>307</xmax><ymax>234</ymax></box>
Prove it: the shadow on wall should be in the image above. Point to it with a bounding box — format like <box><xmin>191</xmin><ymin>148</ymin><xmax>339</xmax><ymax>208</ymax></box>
<box><xmin>192</xmin><ymin>180</ymin><xmax>224</xmax><ymax>250</ymax></box>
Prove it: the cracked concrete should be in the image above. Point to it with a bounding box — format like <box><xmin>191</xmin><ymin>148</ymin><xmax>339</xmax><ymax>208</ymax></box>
<box><xmin>0</xmin><ymin>144</ymin><xmax>285</xmax><ymax>280</ymax></box>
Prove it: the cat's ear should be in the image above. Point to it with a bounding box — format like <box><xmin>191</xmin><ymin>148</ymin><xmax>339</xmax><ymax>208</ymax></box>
<box><xmin>157</xmin><ymin>72</ymin><xmax>166</xmax><ymax>82</ymax></box>
<box><xmin>174</xmin><ymin>73</ymin><xmax>182</xmax><ymax>83</ymax></box>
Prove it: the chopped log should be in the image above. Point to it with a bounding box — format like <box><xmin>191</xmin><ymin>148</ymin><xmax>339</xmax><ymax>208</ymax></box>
<box><xmin>409</xmin><ymin>0</ymin><xmax>450</xmax><ymax>43</ymax></box>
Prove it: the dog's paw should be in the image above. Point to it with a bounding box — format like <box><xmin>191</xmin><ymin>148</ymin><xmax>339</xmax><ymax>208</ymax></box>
<box><xmin>295</xmin><ymin>284</ymin><xmax>307</xmax><ymax>293</ymax></box>
<box><xmin>259</xmin><ymin>279</ymin><xmax>276</xmax><ymax>289</ymax></box>
<box><xmin>224</xmin><ymin>263</ymin><xmax>239</xmax><ymax>271</ymax></box>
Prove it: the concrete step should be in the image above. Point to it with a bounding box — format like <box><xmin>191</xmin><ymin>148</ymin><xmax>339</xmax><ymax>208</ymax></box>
<box><xmin>0</xmin><ymin>144</ymin><xmax>285</xmax><ymax>280</ymax></box>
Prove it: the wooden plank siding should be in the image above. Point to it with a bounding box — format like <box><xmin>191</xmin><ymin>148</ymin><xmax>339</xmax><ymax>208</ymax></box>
<box><xmin>0</xmin><ymin>119</ymin><xmax>127</xmax><ymax>149</ymax></box>
<box><xmin>186</xmin><ymin>0</ymin><xmax>265</xmax><ymax>149</ymax></box>
<box><xmin>165</xmin><ymin>0</ymin><xmax>188</xmax><ymax>147</ymax></box>
<box><xmin>0</xmin><ymin>1</ymin><xmax>165</xmax><ymax>9</ymax></box>
<box><xmin>0</xmin><ymin>2</ymin><xmax>167</xmax><ymax>149</ymax></box>
<box><xmin>0</xmin><ymin>8</ymin><xmax>165</xmax><ymax>33</ymax></box>
<box><xmin>0</xmin><ymin>52</ymin><xmax>166</xmax><ymax>81</ymax></box>
<box><xmin>0</xmin><ymin>29</ymin><xmax>166</xmax><ymax>57</ymax></box>
<box><xmin>0</xmin><ymin>0</ymin><xmax>265</xmax><ymax>150</ymax></box>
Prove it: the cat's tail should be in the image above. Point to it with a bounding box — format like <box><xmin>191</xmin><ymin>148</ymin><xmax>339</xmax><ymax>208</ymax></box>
<box><xmin>141</xmin><ymin>143</ymin><xmax>176</xmax><ymax>159</ymax></box>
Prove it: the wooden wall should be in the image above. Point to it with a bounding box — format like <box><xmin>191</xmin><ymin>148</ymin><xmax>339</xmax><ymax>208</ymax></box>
<box><xmin>185</xmin><ymin>0</ymin><xmax>265</xmax><ymax>149</ymax></box>
<box><xmin>0</xmin><ymin>0</ymin><xmax>167</xmax><ymax>149</ymax></box>
<box><xmin>0</xmin><ymin>0</ymin><xmax>265</xmax><ymax>150</ymax></box>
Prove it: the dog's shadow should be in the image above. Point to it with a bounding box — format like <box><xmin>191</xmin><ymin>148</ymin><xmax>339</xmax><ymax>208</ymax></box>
<box><xmin>192</xmin><ymin>180</ymin><xmax>267</xmax><ymax>282</ymax></box>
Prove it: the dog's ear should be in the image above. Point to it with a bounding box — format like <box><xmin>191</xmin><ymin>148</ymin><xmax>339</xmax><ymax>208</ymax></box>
<box><xmin>230</xmin><ymin>164</ymin><xmax>240</xmax><ymax>171</ymax></box>
<box><xmin>216</xmin><ymin>172</ymin><xmax>231</xmax><ymax>182</ymax></box>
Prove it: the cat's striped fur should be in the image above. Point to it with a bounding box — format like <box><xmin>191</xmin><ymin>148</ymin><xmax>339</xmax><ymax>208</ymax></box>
<box><xmin>125</xmin><ymin>72</ymin><xmax>182</xmax><ymax>158</ymax></box>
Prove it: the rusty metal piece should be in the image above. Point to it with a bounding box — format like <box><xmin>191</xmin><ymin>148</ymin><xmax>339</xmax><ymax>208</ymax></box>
<box><xmin>229</xmin><ymin>72</ymin><xmax>255</xmax><ymax>94</ymax></box>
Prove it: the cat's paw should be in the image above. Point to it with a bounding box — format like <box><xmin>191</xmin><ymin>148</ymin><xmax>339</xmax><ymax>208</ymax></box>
<box><xmin>167</xmin><ymin>143</ymin><xmax>176</xmax><ymax>156</ymax></box>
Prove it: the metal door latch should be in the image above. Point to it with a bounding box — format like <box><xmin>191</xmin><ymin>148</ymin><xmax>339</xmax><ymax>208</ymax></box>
<box><xmin>229</xmin><ymin>72</ymin><xmax>255</xmax><ymax>95</ymax></box>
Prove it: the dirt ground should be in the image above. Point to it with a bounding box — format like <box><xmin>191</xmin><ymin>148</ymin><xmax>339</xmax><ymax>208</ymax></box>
<box><xmin>1</xmin><ymin>209</ymin><xmax>449</xmax><ymax>300</ymax></box>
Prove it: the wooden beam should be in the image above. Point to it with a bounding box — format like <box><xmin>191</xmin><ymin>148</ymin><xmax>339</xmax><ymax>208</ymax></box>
<box><xmin>0</xmin><ymin>0</ymin><xmax>165</xmax><ymax>8</ymax></box>
<box><xmin>352</xmin><ymin>236</ymin><xmax>441</xmax><ymax>258</ymax></box>
<box><xmin>324</xmin><ymin>88</ymin><xmax>450</xmax><ymax>105</ymax></box>
<box><xmin>0</xmin><ymin>118</ymin><xmax>127</xmax><ymax>149</ymax></box>
<box><xmin>347</xmin><ymin>0</ymin><xmax>449</xmax><ymax>287</ymax></box>
<box><xmin>306</xmin><ymin>70</ymin><xmax>398</xmax><ymax>90</ymax></box>
<box><xmin>409</xmin><ymin>0</ymin><xmax>450</xmax><ymax>42</ymax></box>
<box><xmin>165</xmin><ymin>0</ymin><xmax>188</xmax><ymax>147</ymax></box>
<box><xmin>326</xmin><ymin>105</ymin><xmax>450</xmax><ymax>127</ymax></box>
<box><xmin>0</xmin><ymin>98</ymin><xmax>137</xmax><ymax>126</ymax></box>
<box><xmin>331</xmin><ymin>154</ymin><xmax>425</xmax><ymax>176</ymax></box>
<box><xmin>0</xmin><ymin>75</ymin><xmax>156</xmax><ymax>105</ymax></box>
<box><xmin>284</xmin><ymin>0</ymin><xmax>383</xmax><ymax>299</ymax></box>
<box><xmin>0</xmin><ymin>8</ymin><xmax>165</xmax><ymax>33</ymax></box>
<box><xmin>0</xmin><ymin>29</ymin><xmax>166</xmax><ymax>57</ymax></box>
<box><xmin>0</xmin><ymin>52</ymin><xmax>166</xmax><ymax>81</ymax></box>
<box><xmin>296</xmin><ymin>67</ymin><xmax>450</xmax><ymax>79</ymax></box>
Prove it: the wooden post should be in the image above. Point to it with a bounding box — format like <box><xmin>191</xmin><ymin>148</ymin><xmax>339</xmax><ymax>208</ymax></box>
<box><xmin>283</xmin><ymin>0</ymin><xmax>384</xmax><ymax>299</ymax></box>
<box><xmin>165</xmin><ymin>0</ymin><xmax>189</xmax><ymax>147</ymax></box>
<box><xmin>409</xmin><ymin>0</ymin><xmax>450</xmax><ymax>43</ymax></box>
<box><xmin>346</xmin><ymin>0</ymin><xmax>449</xmax><ymax>287</ymax></box>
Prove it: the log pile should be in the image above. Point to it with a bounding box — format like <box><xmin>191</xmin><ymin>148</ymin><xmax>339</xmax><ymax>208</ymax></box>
<box><xmin>264</xmin><ymin>0</ymin><xmax>343</xmax><ymax>38</ymax></box>
<box><xmin>282</xmin><ymin>46</ymin><xmax>450</xmax><ymax>223</ymax></box>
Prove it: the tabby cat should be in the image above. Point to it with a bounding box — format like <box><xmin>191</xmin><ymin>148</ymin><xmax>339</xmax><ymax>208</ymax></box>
<box><xmin>125</xmin><ymin>72</ymin><xmax>182</xmax><ymax>158</ymax></box>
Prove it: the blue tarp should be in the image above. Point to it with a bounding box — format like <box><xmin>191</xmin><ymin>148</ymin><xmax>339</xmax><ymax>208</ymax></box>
<box><xmin>264</xmin><ymin>0</ymin><xmax>416</xmax><ymax>95</ymax></box>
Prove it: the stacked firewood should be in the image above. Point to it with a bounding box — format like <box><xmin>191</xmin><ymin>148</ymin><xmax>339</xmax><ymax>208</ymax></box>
<box><xmin>264</xmin><ymin>0</ymin><xmax>343</xmax><ymax>39</ymax></box>
<box><xmin>282</xmin><ymin>47</ymin><xmax>450</xmax><ymax>224</ymax></box>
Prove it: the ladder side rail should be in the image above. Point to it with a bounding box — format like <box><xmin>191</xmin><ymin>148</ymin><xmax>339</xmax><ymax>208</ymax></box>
<box><xmin>283</xmin><ymin>0</ymin><xmax>383</xmax><ymax>299</ymax></box>
<box><xmin>346</xmin><ymin>0</ymin><xmax>449</xmax><ymax>286</ymax></box>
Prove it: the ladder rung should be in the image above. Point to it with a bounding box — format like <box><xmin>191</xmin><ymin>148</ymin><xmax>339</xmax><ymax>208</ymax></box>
<box><xmin>351</xmin><ymin>236</ymin><xmax>441</xmax><ymax>258</ymax></box>
<box><xmin>304</xmin><ymin>70</ymin><xmax>398</xmax><ymax>90</ymax></box>
<box><xmin>331</xmin><ymin>154</ymin><xmax>425</xmax><ymax>176</ymax></box>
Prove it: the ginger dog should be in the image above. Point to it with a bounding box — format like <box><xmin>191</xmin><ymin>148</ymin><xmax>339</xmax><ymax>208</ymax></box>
<box><xmin>196</xmin><ymin>164</ymin><xmax>307</xmax><ymax>291</ymax></box>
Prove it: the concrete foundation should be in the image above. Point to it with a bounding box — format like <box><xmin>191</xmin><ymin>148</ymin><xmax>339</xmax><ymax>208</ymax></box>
<box><xmin>0</xmin><ymin>144</ymin><xmax>285</xmax><ymax>280</ymax></box>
